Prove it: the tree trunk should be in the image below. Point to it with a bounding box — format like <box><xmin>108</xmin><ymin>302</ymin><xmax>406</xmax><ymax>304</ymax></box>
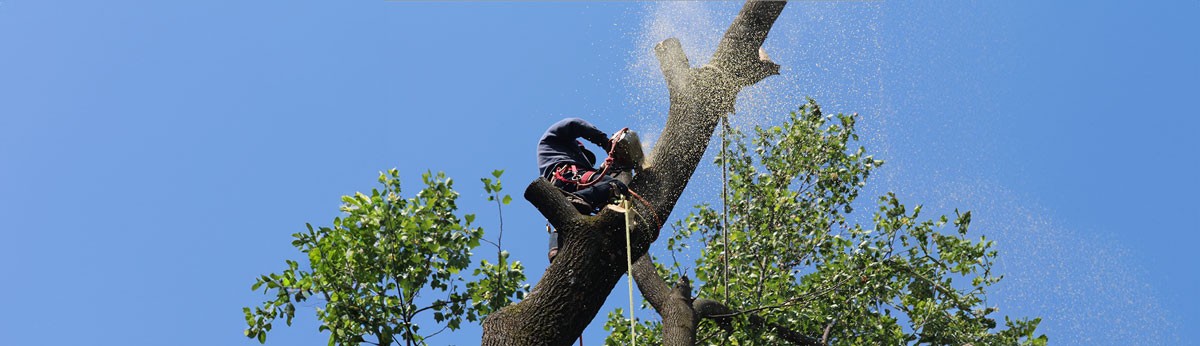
<box><xmin>480</xmin><ymin>1</ymin><xmax>787</xmax><ymax>345</ymax></box>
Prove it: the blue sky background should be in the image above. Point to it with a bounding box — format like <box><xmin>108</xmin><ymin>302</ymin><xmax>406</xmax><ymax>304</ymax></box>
<box><xmin>1</xmin><ymin>1</ymin><xmax>1196</xmax><ymax>345</ymax></box>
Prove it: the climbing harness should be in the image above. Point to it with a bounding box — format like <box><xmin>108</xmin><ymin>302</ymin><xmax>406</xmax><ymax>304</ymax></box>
<box><xmin>551</xmin><ymin>163</ymin><xmax>600</xmax><ymax>188</ymax></box>
<box><xmin>544</xmin><ymin>127</ymin><xmax>669</xmax><ymax>345</ymax></box>
<box><xmin>551</xmin><ymin>128</ymin><xmax>639</xmax><ymax>189</ymax></box>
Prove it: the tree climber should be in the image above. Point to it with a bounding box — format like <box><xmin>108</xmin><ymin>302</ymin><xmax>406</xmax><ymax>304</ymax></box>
<box><xmin>536</xmin><ymin>117</ymin><xmax>637</xmax><ymax>262</ymax></box>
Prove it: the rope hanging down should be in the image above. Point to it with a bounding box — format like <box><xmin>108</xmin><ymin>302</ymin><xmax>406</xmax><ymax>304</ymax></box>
<box><xmin>721</xmin><ymin>115</ymin><xmax>731</xmax><ymax>303</ymax></box>
<box><xmin>624</xmin><ymin>197</ymin><xmax>636</xmax><ymax>346</ymax></box>
<box><xmin>574</xmin><ymin>127</ymin><xmax>667</xmax><ymax>344</ymax></box>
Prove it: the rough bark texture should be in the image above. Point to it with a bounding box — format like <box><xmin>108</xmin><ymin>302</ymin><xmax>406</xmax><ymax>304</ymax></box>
<box><xmin>631</xmin><ymin>255</ymin><xmax>697</xmax><ymax>346</ymax></box>
<box><xmin>480</xmin><ymin>1</ymin><xmax>788</xmax><ymax>345</ymax></box>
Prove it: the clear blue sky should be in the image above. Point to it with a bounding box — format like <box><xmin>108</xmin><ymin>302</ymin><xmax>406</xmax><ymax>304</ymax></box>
<box><xmin>1</xmin><ymin>1</ymin><xmax>1195</xmax><ymax>345</ymax></box>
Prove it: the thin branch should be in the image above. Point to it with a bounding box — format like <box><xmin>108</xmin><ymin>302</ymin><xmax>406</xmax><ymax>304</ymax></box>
<box><xmin>894</xmin><ymin>261</ymin><xmax>973</xmax><ymax>312</ymax></box>
<box><xmin>492</xmin><ymin>189</ymin><xmax>506</xmax><ymax>255</ymax></box>
<box><xmin>423</xmin><ymin>322</ymin><xmax>452</xmax><ymax>341</ymax></box>
<box><xmin>820</xmin><ymin>318</ymin><xmax>837</xmax><ymax>345</ymax></box>
<box><xmin>409</xmin><ymin>300</ymin><xmax>449</xmax><ymax>316</ymax></box>
<box><xmin>480</xmin><ymin>238</ymin><xmax>500</xmax><ymax>250</ymax></box>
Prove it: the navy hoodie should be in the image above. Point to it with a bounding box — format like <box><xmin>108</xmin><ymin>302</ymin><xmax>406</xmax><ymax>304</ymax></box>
<box><xmin>536</xmin><ymin>118</ymin><xmax>609</xmax><ymax>179</ymax></box>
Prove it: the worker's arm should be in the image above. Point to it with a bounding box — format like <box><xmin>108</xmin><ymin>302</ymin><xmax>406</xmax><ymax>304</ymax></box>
<box><xmin>548</xmin><ymin>118</ymin><xmax>610</xmax><ymax>150</ymax></box>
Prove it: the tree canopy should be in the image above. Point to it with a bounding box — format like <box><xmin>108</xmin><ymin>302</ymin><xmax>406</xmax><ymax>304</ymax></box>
<box><xmin>243</xmin><ymin>101</ymin><xmax>1045</xmax><ymax>346</ymax></box>
<box><xmin>244</xmin><ymin>170</ymin><xmax>527</xmax><ymax>346</ymax></box>
<box><xmin>602</xmin><ymin>99</ymin><xmax>1046</xmax><ymax>345</ymax></box>
<box><xmin>245</xmin><ymin>2</ymin><xmax>1044</xmax><ymax>344</ymax></box>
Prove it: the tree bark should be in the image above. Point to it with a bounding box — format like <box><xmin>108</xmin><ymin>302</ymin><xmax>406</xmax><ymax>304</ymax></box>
<box><xmin>633</xmin><ymin>253</ymin><xmax>822</xmax><ymax>346</ymax></box>
<box><xmin>480</xmin><ymin>1</ymin><xmax>787</xmax><ymax>345</ymax></box>
<box><xmin>630</xmin><ymin>255</ymin><xmax>697</xmax><ymax>346</ymax></box>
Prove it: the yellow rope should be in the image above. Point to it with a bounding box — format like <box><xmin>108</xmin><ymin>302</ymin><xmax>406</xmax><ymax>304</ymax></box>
<box><xmin>624</xmin><ymin>198</ymin><xmax>636</xmax><ymax>346</ymax></box>
<box><xmin>721</xmin><ymin>115</ymin><xmax>730</xmax><ymax>303</ymax></box>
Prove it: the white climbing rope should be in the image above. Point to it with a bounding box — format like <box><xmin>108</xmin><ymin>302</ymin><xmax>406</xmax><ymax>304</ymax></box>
<box><xmin>721</xmin><ymin>115</ymin><xmax>731</xmax><ymax>303</ymax></box>
<box><xmin>624</xmin><ymin>197</ymin><xmax>636</xmax><ymax>346</ymax></box>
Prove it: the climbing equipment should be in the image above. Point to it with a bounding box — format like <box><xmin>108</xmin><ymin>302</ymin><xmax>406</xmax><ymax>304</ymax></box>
<box><xmin>721</xmin><ymin>115</ymin><xmax>731</xmax><ymax>303</ymax></box>
<box><xmin>623</xmin><ymin>197</ymin><xmax>636</xmax><ymax>346</ymax></box>
<box><xmin>607</xmin><ymin>128</ymin><xmax>644</xmax><ymax>170</ymax></box>
<box><xmin>551</xmin><ymin>128</ymin><xmax>641</xmax><ymax>189</ymax></box>
<box><xmin>544</xmin><ymin>127</ymin><xmax>667</xmax><ymax>344</ymax></box>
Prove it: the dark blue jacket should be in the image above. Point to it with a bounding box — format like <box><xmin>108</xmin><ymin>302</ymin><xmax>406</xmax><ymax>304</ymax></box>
<box><xmin>537</xmin><ymin>118</ymin><xmax>609</xmax><ymax>179</ymax></box>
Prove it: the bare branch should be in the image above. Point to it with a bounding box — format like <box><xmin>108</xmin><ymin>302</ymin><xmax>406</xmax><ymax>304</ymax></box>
<box><xmin>630</xmin><ymin>254</ymin><xmax>672</xmax><ymax>313</ymax></box>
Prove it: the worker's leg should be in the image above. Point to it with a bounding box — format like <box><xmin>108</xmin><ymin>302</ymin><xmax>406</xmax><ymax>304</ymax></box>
<box><xmin>573</xmin><ymin>175</ymin><xmax>620</xmax><ymax>210</ymax></box>
<box><xmin>547</xmin><ymin>227</ymin><xmax>560</xmax><ymax>262</ymax></box>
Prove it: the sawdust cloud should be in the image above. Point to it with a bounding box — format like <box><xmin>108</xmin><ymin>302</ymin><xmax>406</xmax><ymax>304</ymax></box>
<box><xmin>617</xmin><ymin>2</ymin><xmax>1177</xmax><ymax>344</ymax></box>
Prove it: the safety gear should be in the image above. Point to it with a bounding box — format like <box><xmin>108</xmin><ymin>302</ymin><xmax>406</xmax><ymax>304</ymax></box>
<box><xmin>607</xmin><ymin>129</ymin><xmax>643</xmax><ymax>171</ymax></box>
<box><xmin>553</xmin><ymin>163</ymin><xmax>599</xmax><ymax>187</ymax></box>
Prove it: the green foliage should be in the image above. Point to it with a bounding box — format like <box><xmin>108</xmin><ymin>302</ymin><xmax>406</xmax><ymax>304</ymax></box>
<box><xmin>244</xmin><ymin>169</ymin><xmax>527</xmax><ymax>345</ymax></box>
<box><xmin>603</xmin><ymin>308</ymin><xmax>663</xmax><ymax>346</ymax></box>
<box><xmin>605</xmin><ymin>99</ymin><xmax>1045</xmax><ymax>345</ymax></box>
<box><xmin>472</xmin><ymin>169</ymin><xmax>529</xmax><ymax>317</ymax></box>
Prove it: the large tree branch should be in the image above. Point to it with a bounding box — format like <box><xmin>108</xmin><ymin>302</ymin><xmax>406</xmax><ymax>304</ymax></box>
<box><xmin>655</xmin><ymin>37</ymin><xmax>691</xmax><ymax>96</ymax></box>
<box><xmin>523</xmin><ymin>179</ymin><xmax>585</xmax><ymax>231</ymax></box>
<box><xmin>711</xmin><ymin>0</ymin><xmax>785</xmax><ymax>86</ymax></box>
<box><xmin>630</xmin><ymin>254</ymin><xmax>672</xmax><ymax>314</ymax></box>
<box><xmin>631</xmin><ymin>254</ymin><xmax>697</xmax><ymax>346</ymax></box>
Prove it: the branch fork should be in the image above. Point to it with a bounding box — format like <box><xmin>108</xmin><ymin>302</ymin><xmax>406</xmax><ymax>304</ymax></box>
<box><xmin>482</xmin><ymin>2</ymin><xmax>790</xmax><ymax>344</ymax></box>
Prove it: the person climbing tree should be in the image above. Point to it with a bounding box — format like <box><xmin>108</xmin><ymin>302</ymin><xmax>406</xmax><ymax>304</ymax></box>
<box><xmin>536</xmin><ymin>117</ymin><xmax>631</xmax><ymax>261</ymax></box>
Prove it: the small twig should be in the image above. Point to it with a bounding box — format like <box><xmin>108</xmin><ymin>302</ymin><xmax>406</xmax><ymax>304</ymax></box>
<box><xmin>423</xmin><ymin>322</ymin><xmax>452</xmax><ymax>341</ymax></box>
<box><xmin>820</xmin><ymin>318</ymin><xmax>837</xmax><ymax>345</ymax></box>
<box><xmin>480</xmin><ymin>238</ymin><xmax>500</xmax><ymax>251</ymax></box>
<box><xmin>492</xmin><ymin>190</ymin><xmax>505</xmax><ymax>256</ymax></box>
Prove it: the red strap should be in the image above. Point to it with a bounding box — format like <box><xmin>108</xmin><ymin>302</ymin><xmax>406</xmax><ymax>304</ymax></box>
<box><xmin>553</xmin><ymin>163</ymin><xmax>604</xmax><ymax>188</ymax></box>
<box><xmin>553</xmin><ymin>164</ymin><xmax>582</xmax><ymax>184</ymax></box>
